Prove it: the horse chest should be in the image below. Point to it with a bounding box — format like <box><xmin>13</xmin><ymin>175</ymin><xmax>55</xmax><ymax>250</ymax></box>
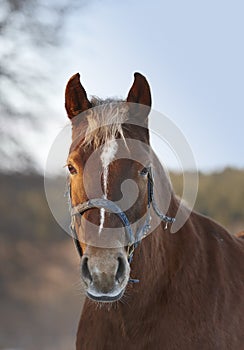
<box><xmin>76</xmin><ymin>294</ymin><xmax>243</xmax><ymax>350</ymax></box>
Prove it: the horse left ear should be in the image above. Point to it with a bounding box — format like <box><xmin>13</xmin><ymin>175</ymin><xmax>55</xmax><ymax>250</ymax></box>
<box><xmin>127</xmin><ymin>72</ymin><xmax>151</xmax><ymax>107</ymax></box>
<box><xmin>126</xmin><ymin>73</ymin><xmax>151</xmax><ymax>124</ymax></box>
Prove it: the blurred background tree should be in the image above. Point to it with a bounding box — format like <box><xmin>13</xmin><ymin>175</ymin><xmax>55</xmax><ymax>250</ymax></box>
<box><xmin>171</xmin><ymin>168</ymin><xmax>244</xmax><ymax>234</ymax></box>
<box><xmin>0</xmin><ymin>0</ymin><xmax>83</xmax><ymax>171</ymax></box>
<box><xmin>0</xmin><ymin>3</ymin><xmax>90</xmax><ymax>349</ymax></box>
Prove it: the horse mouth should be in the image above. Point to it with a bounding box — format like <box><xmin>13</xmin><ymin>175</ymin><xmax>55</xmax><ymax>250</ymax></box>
<box><xmin>87</xmin><ymin>289</ymin><xmax>124</xmax><ymax>303</ymax></box>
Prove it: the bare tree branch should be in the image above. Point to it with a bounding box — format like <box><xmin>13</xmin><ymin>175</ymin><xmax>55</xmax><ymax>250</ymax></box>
<box><xmin>0</xmin><ymin>0</ymin><xmax>85</xmax><ymax>171</ymax></box>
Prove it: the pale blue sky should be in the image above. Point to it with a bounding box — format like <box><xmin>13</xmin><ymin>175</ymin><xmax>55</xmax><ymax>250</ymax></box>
<box><xmin>27</xmin><ymin>0</ymin><xmax>244</xmax><ymax>171</ymax></box>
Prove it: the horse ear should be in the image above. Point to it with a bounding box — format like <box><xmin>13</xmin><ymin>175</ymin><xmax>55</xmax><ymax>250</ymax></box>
<box><xmin>126</xmin><ymin>72</ymin><xmax>151</xmax><ymax>125</ymax></box>
<box><xmin>65</xmin><ymin>73</ymin><xmax>92</xmax><ymax>119</ymax></box>
<box><xmin>127</xmin><ymin>72</ymin><xmax>151</xmax><ymax>107</ymax></box>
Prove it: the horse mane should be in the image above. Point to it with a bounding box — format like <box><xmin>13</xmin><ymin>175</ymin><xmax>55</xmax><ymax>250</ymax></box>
<box><xmin>82</xmin><ymin>98</ymin><xmax>129</xmax><ymax>149</ymax></box>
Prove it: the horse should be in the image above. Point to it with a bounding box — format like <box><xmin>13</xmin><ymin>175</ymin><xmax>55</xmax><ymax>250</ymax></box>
<box><xmin>65</xmin><ymin>72</ymin><xmax>244</xmax><ymax>349</ymax></box>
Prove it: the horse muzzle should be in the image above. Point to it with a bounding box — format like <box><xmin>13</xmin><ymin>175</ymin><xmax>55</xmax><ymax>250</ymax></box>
<box><xmin>80</xmin><ymin>247</ymin><xmax>130</xmax><ymax>303</ymax></box>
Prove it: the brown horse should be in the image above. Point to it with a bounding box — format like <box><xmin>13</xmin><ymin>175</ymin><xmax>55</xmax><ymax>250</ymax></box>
<box><xmin>65</xmin><ymin>72</ymin><xmax>244</xmax><ymax>350</ymax></box>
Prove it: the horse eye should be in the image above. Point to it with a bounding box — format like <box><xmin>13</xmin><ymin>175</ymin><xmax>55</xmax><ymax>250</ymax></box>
<box><xmin>140</xmin><ymin>167</ymin><xmax>148</xmax><ymax>176</ymax></box>
<box><xmin>68</xmin><ymin>164</ymin><xmax>77</xmax><ymax>175</ymax></box>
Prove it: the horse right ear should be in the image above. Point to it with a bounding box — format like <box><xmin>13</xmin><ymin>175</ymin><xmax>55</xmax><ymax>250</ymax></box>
<box><xmin>65</xmin><ymin>73</ymin><xmax>92</xmax><ymax>119</ymax></box>
<box><xmin>126</xmin><ymin>72</ymin><xmax>152</xmax><ymax>126</ymax></box>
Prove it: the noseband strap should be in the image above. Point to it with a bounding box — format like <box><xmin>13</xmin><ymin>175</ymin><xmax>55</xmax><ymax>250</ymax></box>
<box><xmin>70</xmin><ymin>167</ymin><xmax>175</xmax><ymax>269</ymax></box>
<box><xmin>71</xmin><ymin>198</ymin><xmax>135</xmax><ymax>245</ymax></box>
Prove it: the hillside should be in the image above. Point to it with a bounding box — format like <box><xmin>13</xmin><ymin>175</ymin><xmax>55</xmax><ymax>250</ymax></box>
<box><xmin>0</xmin><ymin>173</ymin><xmax>82</xmax><ymax>350</ymax></box>
<box><xmin>170</xmin><ymin>167</ymin><xmax>244</xmax><ymax>233</ymax></box>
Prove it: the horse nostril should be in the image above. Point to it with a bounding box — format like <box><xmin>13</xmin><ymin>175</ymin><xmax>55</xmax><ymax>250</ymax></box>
<box><xmin>116</xmin><ymin>257</ymin><xmax>125</xmax><ymax>282</ymax></box>
<box><xmin>81</xmin><ymin>257</ymin><xmax>92</xmax><ymax>283</ymax></box>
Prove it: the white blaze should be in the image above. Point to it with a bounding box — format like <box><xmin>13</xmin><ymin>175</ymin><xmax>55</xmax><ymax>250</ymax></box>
<box><xmin>99</xmin><ymin>138</ymin><xmax>118</xmax><ymax>234</ymax></box>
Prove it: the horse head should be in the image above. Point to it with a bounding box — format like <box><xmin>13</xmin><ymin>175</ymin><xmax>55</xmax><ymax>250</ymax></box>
<box><xmin>65</xmin><ymin>73</ymin><xmax>154</xmax><ymax>302</ymax></box>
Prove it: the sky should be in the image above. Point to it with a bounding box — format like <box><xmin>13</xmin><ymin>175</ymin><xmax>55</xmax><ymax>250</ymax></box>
<box><xmin>17</xmin><ymin>0</ymin><xmax>244</xmax><ymax>172</ymax></box>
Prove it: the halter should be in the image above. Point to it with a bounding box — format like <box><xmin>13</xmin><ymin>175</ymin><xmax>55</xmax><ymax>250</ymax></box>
<box><xmin>70</xmin><ymin>167</ymin><xmax>175</xmax><ymax>282</ymax></box>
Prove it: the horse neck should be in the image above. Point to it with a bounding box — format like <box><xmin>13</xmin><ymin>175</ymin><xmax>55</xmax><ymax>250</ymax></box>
<box><xmin>130</xmin><ymin>160</ymin><xmax>200</xmax><ymax>300</ymax></box>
